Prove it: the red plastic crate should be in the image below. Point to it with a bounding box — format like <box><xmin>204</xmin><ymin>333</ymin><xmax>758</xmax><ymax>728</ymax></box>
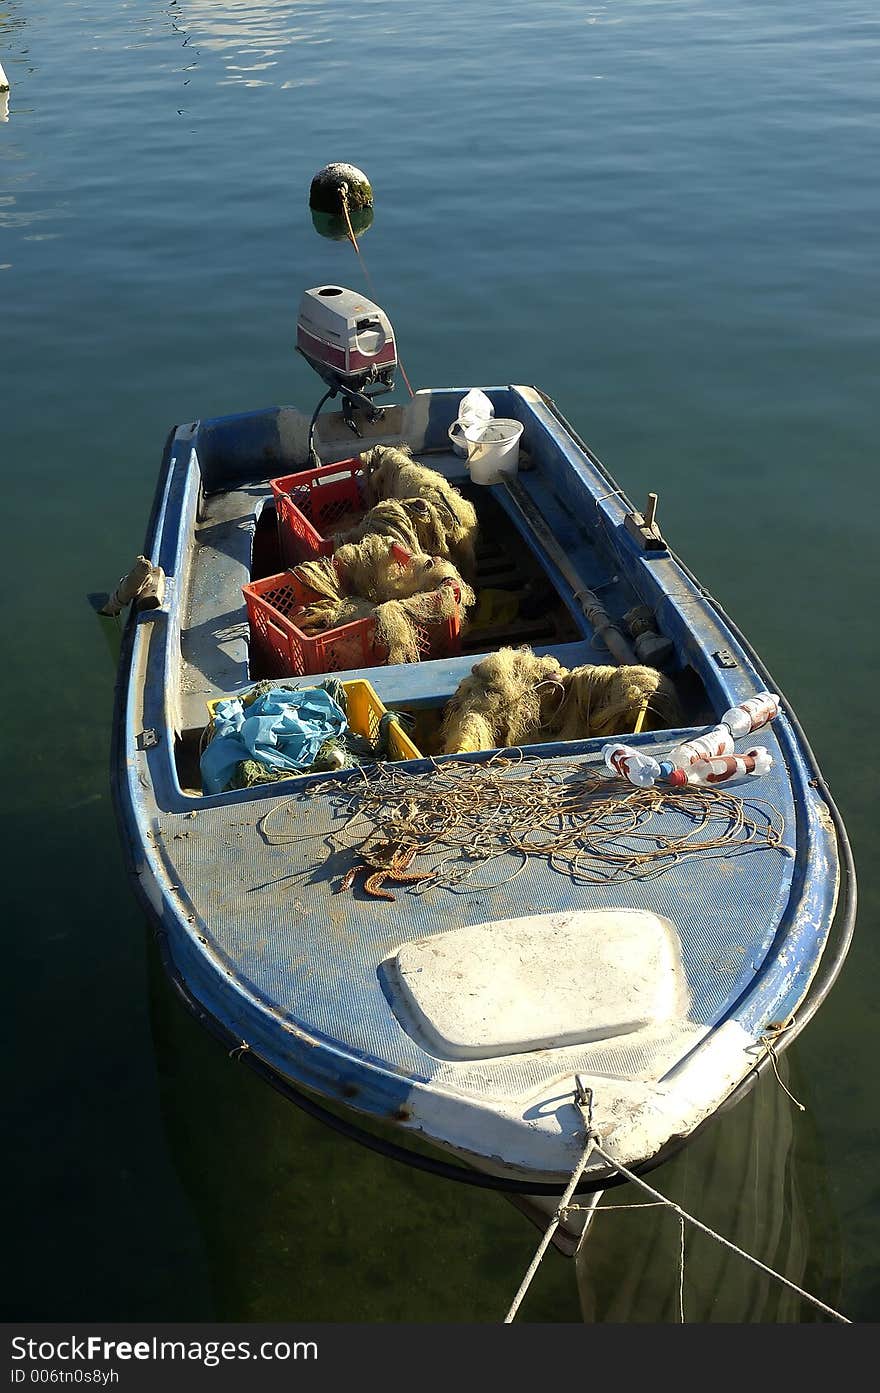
<box><xmin>242</xmin><ymin>570</ymin><xmax>463</xmax><ymax>677</ymax></box>
<box><xmin>270</xmin><ymin>459</ymin><xmax>367</xmax><ymax>567</ymax></box>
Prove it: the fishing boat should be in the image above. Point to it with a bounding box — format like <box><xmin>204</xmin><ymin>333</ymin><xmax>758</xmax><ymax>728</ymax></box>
<box><xmin>110</xmin><ymin>283</ymin><xmax>854</xmax><ymax>1250</ymax></box>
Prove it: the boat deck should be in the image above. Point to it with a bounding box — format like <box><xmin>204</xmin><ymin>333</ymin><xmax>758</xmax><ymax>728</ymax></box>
<box><xmin>156</xmin><ymin>728</ymin><xmax>796</xmax><ymax>1099</ymax></box>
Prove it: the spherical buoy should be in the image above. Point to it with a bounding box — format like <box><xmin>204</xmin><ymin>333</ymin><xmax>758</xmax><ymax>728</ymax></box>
<box><xmin>308</xmin><ymin>162</ymin><xmax>373</xmax><ymax>216</ymax></box>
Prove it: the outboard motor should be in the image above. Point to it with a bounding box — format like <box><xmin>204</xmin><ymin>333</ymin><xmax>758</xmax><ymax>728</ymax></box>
<box><xmin>296</xmin><ymin>285</ymin><xmax>397</xmax><ymax>435</ymax></box>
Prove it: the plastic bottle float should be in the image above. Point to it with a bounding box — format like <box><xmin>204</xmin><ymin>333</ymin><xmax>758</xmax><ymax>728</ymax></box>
<box><xmin>662</xmin><ymin>747</ymin><xmax>774</xmax><ymax>787</ymax></box>
<box><xmin>603</xmin><ymin>691</ymin><xmax>780</xmax><ymax>788</ymax></box>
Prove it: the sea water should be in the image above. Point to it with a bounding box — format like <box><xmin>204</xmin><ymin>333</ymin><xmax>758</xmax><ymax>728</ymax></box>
<box><xmin>1</xmin><ymin>0</ymin><xmax>876</xmax><ymax>1323</ymax></box>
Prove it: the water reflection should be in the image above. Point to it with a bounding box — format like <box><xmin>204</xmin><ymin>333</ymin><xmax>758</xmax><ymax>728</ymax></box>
<box><xmin>163</xmin><ymin>0</ymin><xmax>332</xmax><ymax>89</ymax></box>
<box><xmin>575</xmin><ymin>1057</ymin><xmax>843</xmax><ymax>1323</ymax></box>
<box><xmin>311</xmin><ymin>204</ymin><xmax>373</xmax><ymax>241</ymax></box>
<box><xmin>0</xmin><ymin>0</ymin><xmax>24</xmax><ymax>117</ymax></box>
<box><xmin>147</xmin><ymin>915</ymin><xmax>844</xmax><ymax>1323</ymax></box>
<box><xmin>147</xmin><ymin>935</ymin><xmax>581</xmax><ymax>1321</ymax></box>
<box><xmin>0</xmin><ymin>1</ymin><xmax>26</xmax><ymax>39</ymax></box>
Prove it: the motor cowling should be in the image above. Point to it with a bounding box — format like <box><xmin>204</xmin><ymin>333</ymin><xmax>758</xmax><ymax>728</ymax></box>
<box><xmin>296</xmin><ymin>285</ymin><xmax>396</xmax><ymax>396</ymax></box>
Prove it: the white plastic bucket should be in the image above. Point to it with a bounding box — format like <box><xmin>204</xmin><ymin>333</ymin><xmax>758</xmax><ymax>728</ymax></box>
<box><xmin>464</xmin><ymin>418</ymin><xmax>523</xmax><ymax>484</ymax></box>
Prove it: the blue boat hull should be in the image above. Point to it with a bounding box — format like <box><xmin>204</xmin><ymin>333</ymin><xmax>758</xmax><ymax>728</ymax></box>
<box><xmin>111</xmin><ymin>386</ymin><xmax>854</xmax><ymax>1187</ymax></box>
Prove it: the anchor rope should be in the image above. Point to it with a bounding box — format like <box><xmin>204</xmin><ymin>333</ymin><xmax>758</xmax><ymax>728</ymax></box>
<box><xmin>564</xmin><ymin>1201</ymin><xmax>666</xmax><ymax>1213</ymax></box>
<box><xmin>504</xmin><ymin>1079</ymin><xmax>852</xmax><ymax>1325</ymax></box>
<box><xmin>340</xmin><ymin>188</ymin><xmax>415</xmax><ymax>398</ymax></box>
<box><xmin>503</xmin><ymin>1081</ymin><xmax>597</xmax><ymax>1323</ymax></box>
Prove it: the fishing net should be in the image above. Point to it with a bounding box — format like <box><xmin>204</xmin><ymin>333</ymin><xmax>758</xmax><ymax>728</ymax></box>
<box><xmin>290</xmin><ymin>535</ymin><xmax>474</xmax><ymax>663</ymax></box>
<box><xmin>360</xmin><ymin>443</ymin><xmax>479</xmax><ymax>581</ymax></box>
<box><xmin>373</xmin><ymin>582</ymin><xmax>464</xmax><ymax>665</ymax></box>
<box><xmin>337</xmin><ymin>496</ymin><xmax>466</xmax><ymax>568</ymax></box>
<box><xmin>550</xmin><ymin>664</ymin><xmax>683</xmax><ymax>741</ymax></box>
<box><xmin>441</xmin><ymin>647</ymin><xmax>569</xmax><ymax>753</ymax></box>
<box><xmin>203</xmin><ymin>679</ymin><xmax>413</xmax><ymax>788</ymax></box>
<box><xmin>441</xmin><ymin>646</ymin><xmax>682</xmax><ymax>753</ymax></box>
<box><xmin>334</xmin><ymin>534</ymin><xmax>470</xmax><ymax>604</ymax></box>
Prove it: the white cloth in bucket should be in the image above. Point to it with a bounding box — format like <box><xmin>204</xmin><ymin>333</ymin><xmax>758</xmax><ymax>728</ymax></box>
<box><xmin>448</xmin><ymin>389</ymin><xmax>494</xmax><ymax>457</ymax></box>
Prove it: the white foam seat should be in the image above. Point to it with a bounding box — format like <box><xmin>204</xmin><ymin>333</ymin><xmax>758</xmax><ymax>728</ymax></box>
<box><xmin>394</xmin><ymin>908</ymin><xmax>690</xmax><ymax>1060</ymax></box>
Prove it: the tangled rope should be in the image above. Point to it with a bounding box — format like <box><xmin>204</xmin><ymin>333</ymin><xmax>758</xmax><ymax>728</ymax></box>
<box><xmin>290</xmin><ymin>752</ymin><xmax>791</xmax><ymax>891</ymax></box>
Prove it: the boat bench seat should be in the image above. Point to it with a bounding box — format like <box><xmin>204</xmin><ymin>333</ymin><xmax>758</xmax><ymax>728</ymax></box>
<box><xmin>179</xmin><ymin>638</ymin><xmax>602</xmax><ymax>730</ymax></box>
<box><xmin>308</xmin><ymin>641</ymin><xmax>602</xmax><ymax>708</ymax></box>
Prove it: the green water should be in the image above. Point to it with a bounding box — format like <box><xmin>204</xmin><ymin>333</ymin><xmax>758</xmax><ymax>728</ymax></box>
<box><xmin>2</xmin><ymin>1</ymin><xmax>877</xmax><ymax>1323</ymax></box>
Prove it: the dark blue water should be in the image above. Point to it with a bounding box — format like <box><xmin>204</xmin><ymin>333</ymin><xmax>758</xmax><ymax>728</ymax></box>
<box><xmin>2</xmin><ymin>0</ymin><xmax>877</xmax><ymax>1322</ymax></box>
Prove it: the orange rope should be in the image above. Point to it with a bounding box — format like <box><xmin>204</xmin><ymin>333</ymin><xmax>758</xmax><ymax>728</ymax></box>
<box><xmin>341</xmin><ymin>189</ymin><xmax>415</xmax><ymax>398</ymax></box>
<box><xmin>339</xmin><ymin>186</ymin><xmax>361</xmax><ymax>256</ymax></box>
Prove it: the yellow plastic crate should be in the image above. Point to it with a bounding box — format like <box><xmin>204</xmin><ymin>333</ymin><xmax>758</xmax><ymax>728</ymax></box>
<box><xmin>342</xmin><ymin>679</ymin><xmax>422</xmax><ymax>761</ymax></box>
<box><xmin>206</xmin><ymin>679</ymin><xmax>421</xmax><ymax>763</ymax></box>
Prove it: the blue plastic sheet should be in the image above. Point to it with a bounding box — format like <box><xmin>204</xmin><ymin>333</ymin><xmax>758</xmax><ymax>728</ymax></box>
<box><xmin>200</xmin><ymin>687</ymin><xmax>348</xmax><ymax>795</ymax></box>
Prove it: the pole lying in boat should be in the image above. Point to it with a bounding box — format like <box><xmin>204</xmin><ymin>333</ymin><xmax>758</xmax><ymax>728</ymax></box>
<box><xmin>499</xmin><ymin>477</ymin><xmax>638</xmax><ymax>665</ymax></box>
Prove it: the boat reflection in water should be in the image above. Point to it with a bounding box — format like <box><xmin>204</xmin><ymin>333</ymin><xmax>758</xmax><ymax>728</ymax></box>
<box><xmin>146</xmin><ymin>936</ymin><xmax>582</xmax><ymax>1322</ymax></box>
<box><xmin>575</xmin><ymin>1056</ymin><xmax>843</xmax><ymax>1323</ymax></box>
<box><xmin>149</xmin><ymin>926</ymin><xmax>841</xmax><ymax>1322</ymax></box>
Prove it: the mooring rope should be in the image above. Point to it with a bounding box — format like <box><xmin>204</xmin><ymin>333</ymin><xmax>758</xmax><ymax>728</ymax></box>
<box><xmin>340</xmin><ymin>187</ymin><xmax>415</xmax><ymax>398</ymax></box>
<box><xmin>586</xmin><ymin>1137</ymin><xmax>851</xmax><ymax>1323</ymax></box>
<box><xmin>504</xmin><ymin>1078</ymin><xmax>851</xmax><ymax>1324</ymax></box>
<box><xmin>504</xmin><ymin>1079</ymin><xmax>597</xmax><ymax>1323</ymax></box>
<box><xmin>678</xmin><ymin>1215</ymin><xmax>686</xmax><ymax>1323</ymax></box>
<box><xmin>759</xmin><ymin>1018</ymin><xmax>807</xmax><ymax>1111</ymax></box>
